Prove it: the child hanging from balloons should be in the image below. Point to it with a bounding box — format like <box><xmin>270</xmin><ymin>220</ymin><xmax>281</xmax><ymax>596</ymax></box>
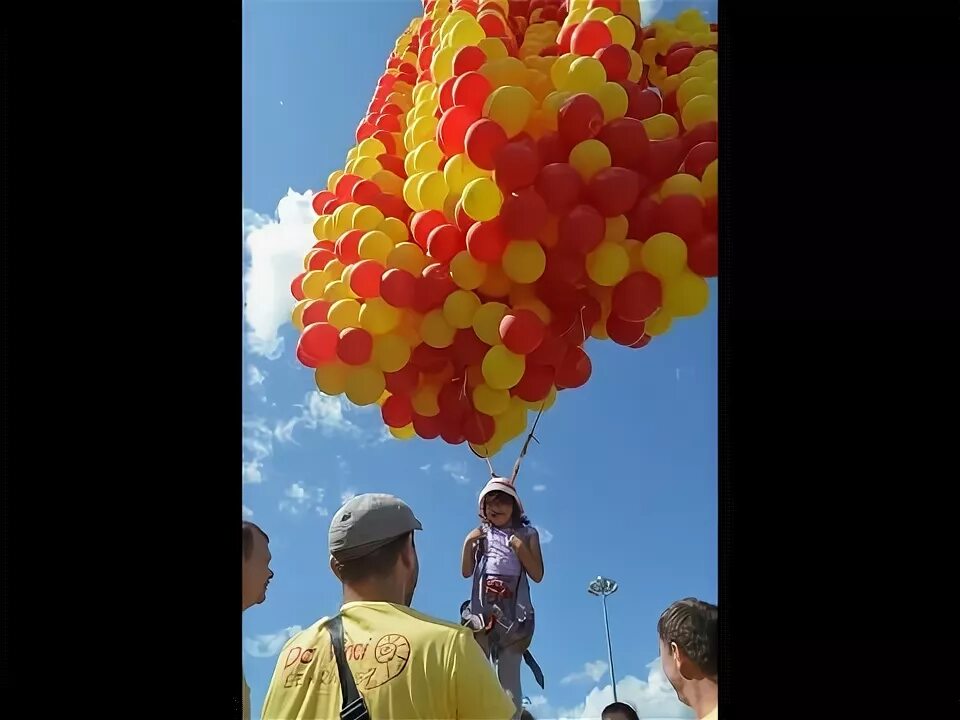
<box><xmin>459</xmin><ymin>420</ymin><xmax>546</xmax><ymax>719</ymax></box>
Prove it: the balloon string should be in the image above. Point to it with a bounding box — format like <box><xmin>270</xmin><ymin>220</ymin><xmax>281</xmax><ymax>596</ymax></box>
<box><xmin>510</xmin><ymin>401</ymin><xmax>545</xmax><ymax>485</ymax></box>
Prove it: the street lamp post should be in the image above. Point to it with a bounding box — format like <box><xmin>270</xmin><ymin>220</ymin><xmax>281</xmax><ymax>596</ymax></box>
<box><xmin>587</xmin><ymin>576</ymin><xmax>619</xmax><ymax>703</ymax></box>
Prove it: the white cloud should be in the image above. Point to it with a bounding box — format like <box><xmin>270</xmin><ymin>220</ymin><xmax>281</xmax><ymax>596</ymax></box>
<box><xmin>275</xmin><ymin>392</ymin><xmax>359</xmax><ymax>443</ymax></box>
<box><xmin>533</xmin><ymin>484</ymin><xmax>546</xmax><ymax>492</ymax></box>
<box><xmin>248</xmin><ymin>365</ymin><xmax>267</xmax><ymax>386</ymax></box>
<box><xmin>243</xmin><ymin>189</ymin><xmax>318</xmax><ymax>359</ymax></box>
<box><xmin>556</xmin><ymin>659</ymin><xmax>694</xmax><ymax>720</ymax></box>
<box><xmin>340</xmin><ymin>488</ymin><xmax>357</xmax><ymax>505</ymax></box>
<box><xmin>563</xmin><ymin>660</ymin><xmax>609</xmax><ymax>685</ymax></box>
<box><xmin>243</xmin><ymin>626</ymin><xmax>303</xmax><ymax>658</ymax></box>
<box><xmin>279</xmin><ymin>482</ymin><xmax>327</xmax><ymax>516</ymax></box>
<box><xmin>242</xmin><ymin>417</ymin><xmax>274</xmax><ymax>484</ymax></box>
<box><xmin>535</xmin><ymin>526</ymin><xmax>554</xmax><ymax>545</ymax></box>
<box><xmin>419</xmin><ymin>464</ymin><xmax>431</xmax><ymax>472</ymax></box>
<box><xmin>443</xmin><ymin>461</ymin><xmax>471</xmax><ymax>485</ymax></box>
<box><xmin>242</xmin><ymin>505</ymin><xmax>254</xmax><ymax>518</ymax></box>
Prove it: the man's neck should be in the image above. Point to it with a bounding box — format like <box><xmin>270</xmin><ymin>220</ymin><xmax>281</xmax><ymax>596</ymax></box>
<box><xmin>685</xmin><ymin>679</ymin><xmax>718</xmax><ymax>719</ymax></box>
<box><xmin>342</xmin><ymin>580</ymin><xmax>405</xmax><ymax>607</ymax></box>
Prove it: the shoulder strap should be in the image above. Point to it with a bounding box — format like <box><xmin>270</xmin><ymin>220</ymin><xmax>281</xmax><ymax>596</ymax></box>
<box><xmin>328</xmin><ymin>616</ymin><xmax>371</xmax><ymax>720</ymax></box>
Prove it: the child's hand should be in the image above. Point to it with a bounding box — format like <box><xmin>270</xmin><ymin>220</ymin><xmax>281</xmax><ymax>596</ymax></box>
<box><xmin>468</xmin><ymin>527</ymin><xmax>484</xmax><ymax>542</ymax></box>
<box><xmin>508</xmin><ymin>534</ymin><xmax>524</xmax><ymax>552</ymax></box>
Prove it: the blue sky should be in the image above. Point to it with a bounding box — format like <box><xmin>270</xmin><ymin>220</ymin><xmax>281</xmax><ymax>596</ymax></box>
<box><xmin>242</xmin><ymin>2</ymin><xmax>717</xmax><ymax>718</ymax></box>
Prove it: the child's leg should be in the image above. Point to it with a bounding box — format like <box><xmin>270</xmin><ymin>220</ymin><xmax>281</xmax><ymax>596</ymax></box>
<box><xmin>496</xmin><ymin>645</ymin><xmax>523</xmax><ymax>719</ymax></box>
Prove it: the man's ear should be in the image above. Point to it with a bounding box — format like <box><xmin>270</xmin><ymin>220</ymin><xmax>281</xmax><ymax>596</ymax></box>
<box><xmin>329</xmin><ymin>554</ymin><xmax>343</xmax><ymax>581</ymax></box>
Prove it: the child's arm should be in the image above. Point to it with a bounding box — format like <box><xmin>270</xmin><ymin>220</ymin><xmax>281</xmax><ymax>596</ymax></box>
<box><xmin>461</xmin><ymin>527</ymin><xmax>483</xmax><ymax>578</ymax></box>
<box><xmin>509</xmin><ymin>529</ymin><xmax>545</xmax><ymax>583</ymax></box>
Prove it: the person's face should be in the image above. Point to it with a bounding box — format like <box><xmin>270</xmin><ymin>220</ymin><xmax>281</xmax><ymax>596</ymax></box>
<box><xmin>483</xmin><ymin>492</ymin><xmax>514</xmax><ymax>527</ymax></box>
<box><xmin>602</xmin><ymin>711</ymin><xmax>632</xmax><ymax>720</ymax></box>
<box><xmin>659</xmin><ymin>637</ymin><xmax>689</xmax><ymax>706</ymax></box>
<box><xmin>242</xmin><ymin>530</ymin><xmax>273</xmax><ymax>609</ymax></box>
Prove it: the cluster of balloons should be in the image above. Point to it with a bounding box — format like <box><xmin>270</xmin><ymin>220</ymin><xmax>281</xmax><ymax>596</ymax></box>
<box><xmin>290</xmin><ymin>0</ymin><xmax>718</xmax><ymax>457</ymax></box>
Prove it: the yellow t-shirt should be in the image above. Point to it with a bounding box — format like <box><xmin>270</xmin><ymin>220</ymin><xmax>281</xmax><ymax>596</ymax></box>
<box><xmin>261</xmin><ymin>601</ymin><xmax>516</xmax><ymax>720</ymax></box>
<box><xmin>702</xmin><ymin>705</ymin><xmax>718</xmax><ymax>720</ymax></box>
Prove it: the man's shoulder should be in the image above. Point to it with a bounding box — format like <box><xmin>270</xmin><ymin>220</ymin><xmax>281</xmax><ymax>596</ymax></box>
<box><xmin>388</xmin><ymin>604</ymin><xmax>471</xmax><ymax>637</ymax></box>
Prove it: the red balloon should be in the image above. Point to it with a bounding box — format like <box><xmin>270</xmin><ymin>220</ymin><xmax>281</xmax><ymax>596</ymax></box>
<box><xmin>296</xmin><ymin>340</ymin><xmax>321</xmax><ymax>369</ymax></box>
<box><xmin>453</xmin><ymin>72</ymin><xmax>493</xmax><ymax>114</ymax></box>
<box><xmin>455</xmin><ymin>200</ymin><xmax>476</xmax><ymax>234</ymax></box>
<box><xmin>421</xmin><ymin>262</ymin><xmax>456</xmax><ymax>306</ymax></box>
<box><xmin>302</xmin><ymin>300</ymin><xmax>332</xmax><ymax>326</ymax></box>
<box><xmin>337</xmin><ymin>327</ymin><xmax>373</xmax><ymax>366</ymax></box>
<box><xmin>542</xmin><ymin>249</ymin><xmax>585</xmax><ymax>288</ymax></box>
<box><xmin>643</xmin><ymin>139</ymin><xmax>685</xmax><ymax>182</ymax></box>
<box><xmin>536</xmin><ymin>163</ymin><xmax>584</xmax><ymax>215</ymax></box>
<box><xmin>313</xmin><ymin>240</ymin><xmax>336</xmax><ymax>252</ymax></box>
<box><xmin>556</xmin><ymin>346</ymin><xmax>592</xmax><ymax>389</ymax></box>
<box><xmin>598</xmin><ymin>117</ymin><xmax>649</xmax><ymax>169</ymax></box>
<box><xmin>493</xmin><ymin>140</ymin><xmax>541</xmax><ymax>192</ymax></box>
<box><xmin>558</xmin><ymin>93</ymin><xmax>605</xmax><ymax>146</ymax></box>
<box><xmin>559</xmin><ymin>204</ymin><xmax>605</xmax><ymax>254</ymax></box>
<box><xmin>626</xmin><ymin>86</ymin><xmax>662</xmax><ymax>121</ymax></box>
<box><xmin>627</xmin><ymin>196</ymin><xmax>659</xmax><ymax>241</ymax></box>
<box><xmin>372</xmin><ymin>131</ymin><xmax>397</xmax><ymax>155</ymax></box>
<box><xmin>527</xmin><ymin>330</ymin><xmax>567</xmax><ymax>368</ymax></box>
<box><xmin>500</xmin><ymin>309</ymin><xmax>546</xmax><ymax>354</ymax></box>
<box><xmin>687</xmin><ymin>232</ymin><xmax>718</xmax><ymax>277</ymax></box>
<box><xmin>322</xmin><ymin>198</ymin><xmax>341</xmax><ymax>215</ymax></box>
<box><xmin>440</xmin><ymin>423</ymin><xmax>467</xmax><ymax>446</ymax></box>
<box><xmin>438</xmin><ymin>105</ymin><xmax>482</xmax><ymax>156</ymax></box>
<box><xmin>557</xmin><ymin>294</ymin><xmax>601</xmax><ymax>345</ymax></box>
<box><xmin>612</xmin><ymin>272</ymin><xmax>662</xmax><ymax>322</ymax></box>
<box><xmin>376</xmin><ymin>113</ymin><xmax>402</xmax><ymax>133</ymax></box>
<box><xmin>335</xmin><ymin>173</ymin><xmax>362</xmax><ymax>201</ymax></box>
<box><xmin>413</xmin><ymin>413</ymin><xmax>443</xmax><ymax>440</ymax></box>
<box><xmin>301</xmin><ymin>322</ymin><xmax>340</xmax><ymax>363</ymax></box>
<box><xmin>465</xmin><ymin>119</ymin><xmax>509</xmax><ymax>170</ymax></box>
<box><xmin>427</xmin><ymin>224</ymin><xmax>466</xmax><ymax>263</ymax></box>
<box><xmin>466</xmin><ymin>218</ymin><xmax>508</xmax><ymax>262</ymax></box>
<box><xmin>336</xmin><ymin>230</ymin><xmax>364</xmax><ymax>264</ymax></box>
<box><xmin>680</xmin><ymin>141</ymin><xmax>718</xmax><ymax>179</ymax></box>
<box><xmin>588</xmin><ymin>167</ymin><xmax>642</xmax><ymax>217</ymax></box>
<box><xmin>682</xmin><ymin>121</ymin><xmax>718</xmax><ymax>153</ymax></box>
<box><xmin>478</xmin><ymin>10</ymin><xmax>508</xmax><ymax>37</ymax></box>
<box><xmin>380</xmin><ymin>268</ymin><xmax>417</xmax><ymax>308</ymax></box>
<box><xmin>512</xmin><ymin>364</ymin><xmax>555</xmax><ymax>402</ymax></box>
<box><xmin>382</xmin><ymin>394</ymin><xmax>414</xmax><ymax>428</ymax></box>
<box><xmin>438</xmin><ymin>380</ymin><xmax>472</xmax><ymax>424</ymax></box>
<box><xmin>454</xmin><ymin>45</ymin><xmax>487</xmax><ymax>75</ymax></box>
<box><xmin>655</xmin><ymin>194</ymin><xmax>704</xmax><ymax>241</ymax></box>
<box><xmin>452</xmin><ymin>328</ymin><xmax>490</xmax><ymax>367</ymax></box>
<box><xmin>537</xmin><ymin>132</ymin><xmax>571</xmax><ymax>166</ymax></box>
<box><xmin>377</xmin><ymin>154</ymin><xmax>407</xmax><ymax>179</ymax></box>
<box><xmin>607</xmin><ymin>315</ymin><xmax>647</xmax><ymax>346</ymax></box>
<box><xmin>666</xmin><ymin>47</ymin><xmax>698</xmax><ymax>76</ymax></box>
<box><xmin>630</xmin><ymin>333</ymin><xmax>652</xmax><ymax>349</ymax></box>
<box><xmin>350</xmin><ymin>259</ymin><xmax>385</xmax><ymax>297</ymax></box>
<box><xmin>438</xmin><ymin>77</ymin><xmax>457</xmax><ymax>112</ymax></box>
<box><xmin>312</xmin><ymin>191</ymin><xmax>336</xmax><ymax>215</ymax></box>
<box><xmin>539</xmin><ymin>44</ymin><xmax>561</xmax><ymax>57</ymax></box>
<box><xmin>594</xmin><ymin>44</ymin><xmax>631</xmax><ymax>82</ymax></box>
<box><xmin>351</xmin><ymin>180</ymin><xmax>381</xmax><ymax>206</ymax></box>
<box><xmin>557</xmin><ymin>23</ymin><xmax>576</xmax><ymax>53</ymax></box>
<box><xmin>412</xmin><ymin>343</ymin><xmax>450</xmax><ymax>373</ymax></box>
<box><xmin>462</xmin><ymin>410</ymin><xmax>496</xmax><ymax>445</ymax></box>
<box><xmin>411</xmin><ymin>210</ymin><xmax>447</xmax><ymax>250</ymax></box>
<box><xmin>502</xmin><ymin>187</ymin><xmax>549</xmax><ymax>239</ymax></box>
<box><xmin>291</xmin><ymin>272</ymin><xmax>306</xmax><ymax>301</ymax></box>
<box><xmin>419</xmin><ymin>46</ymin><xmax>435</xmax><ymax>72</ymax></box>
<box><xmin>571</xmin><ymin>20</ymin><xmax>612</xmax><ymax>55</ymax></box>
<box><xmin>662</xmin><ymin>90</ymin><xmax>679</xmax><ymax>116</ymax></box>
<box><xmin>385</xmin><ymin>363</ymin><xmax>420</xmax><ymax>395</ymax></box>
<box><xmin>376</xmin><ymin>193</ymin><xmax>410</xmax><ymax>222</ymax></box>
<box><xmin>704</xmin><ymin>196</ymin><xmax>718</xmax><ymax>234</ymax></box>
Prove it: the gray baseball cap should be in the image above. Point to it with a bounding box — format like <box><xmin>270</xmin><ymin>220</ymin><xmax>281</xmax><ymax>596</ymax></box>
<box><xmin>328</xmin><ymin>493</ymin><xmax>423</xmax><ymax>562</ymax></box>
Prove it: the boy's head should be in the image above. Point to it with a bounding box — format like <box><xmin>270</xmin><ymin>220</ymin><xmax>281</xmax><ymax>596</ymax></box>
<box><xmin>657</xmin><ymin>597</ymin><xmax>718</xmax><ymax>707</ymax></box>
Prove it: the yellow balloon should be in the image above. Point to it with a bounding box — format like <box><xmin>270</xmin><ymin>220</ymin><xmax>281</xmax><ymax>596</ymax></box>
<box><xmin>481</xmin><ymin>57</ymin><xmax>528</xmax><ymax>89</ymax></box>
<box><xmin>449</xmin><ymin>15</ymin><xmax>484</xmax><ymax>46</ymax></box>
<box><xmin>569</xmin><ymin>139</ymin><xmax>612</xmax><ymax>181</ymax></box>
<box><xmin>659</xmin><ymin>73</ymin><xmax>683</xmax><ymax>96</ymax></box>
<box><xmin>328</xmin><ymin>169</ymin><xmax>344</xmax><ymax>192</ymax></box>
<box><xmin>502</xmin><ymin>240</ymin><xmax>546</xmax><ymax>284</ymax></box>
<box><xmin>301</xmin><ymin>270</ymin><xmax>330</xmax><ymax>300</ymax></box>
<box><xmin>477</xmin><ymin>262</ymin><xmax>512</xmax><ymax>297</ymax></box>
<box><xmin>411</xmin><ymin>384</ymin><xmax>441</xmax><ymax>417</ymax></box>
<box><xmin>372</xmin><ymin>333</ymin><xmax>411</xmax><ymax>373</ymax></box>
<box><xmin>324</xmin><ymin>258</ymin><xmax>345</xmax><ymax>278</ymax></box>
<box><xmin>526</xmin><ymin>70</ymin><xmax>554</xmax><ymax>104</ymax></box>
<box><xmin>421</xmin><ymin>309</ymin><xmax>456</xmax><ymax>348</ymax></box>
<box><xmin>605</xmin><ymin>215</ymin><xmax>629</xmax><ymax>244</ymax></box>
<box><xmin>676</xmin><ymin>8</ymin><xmax>708</xmax><ymax>32</ymax></box>
<box><xmin>378</xmin><ymin>217</ymin><xmax>410</xmax><ymax>244</ymax></box>
<box><xmin>410</xmin><ymin>140</ymin><xmax>444</xmax><ymax>175</ymax></box>
<box><xmin>661</xmin><ymin>173</ymin><xmax>704</xmax><ymax>203</ymax></box>
<box><xmin>334</xmin><ymin>203</ymin><xmax>361</xmax><ymax>235</ymax></box>
<box><xmin>514</xmin><ymin>298</ymin><xmax>552</xmax><ymax>324</ymax></box>
<box><xmin>327</xmin><ymin>298</ymin><xmax>362</xmax><ymax>330</ymax></box>
<box><xmin>586</xmin><ymin>241</ymin><xmax>630</xmax><ymax>286</ymax></box>
<box><xmin>621</xmin><ymin>0</ymin><xmax>641</xmax><ymax>24</ymax></box>
<box><xmin>701</xmin><ymin>160</ymin><xmax>718</xmax><ymax>198</ymax></box>
<box><xmin>643</xmin><ymin>113</ymin><xmax>680</xmax><ymax>141</ymax></box>
<box><xmin>345</xmin><ymin>366</ymin><xmax>386</xmax><ymax>406</ymax></box>
<box><xmin>641</xmin><ymin>232</ymin><xmax>688</xmax><ymax>279</ymax></box>
<box><xmin>315</xmin><ymin>361</ymin><xmax>350</xmax><ymax>395</ymax></box>
<box><xmin>682</xmin><ymin>94</ymin><xmax>718</xmax><ymax>130</ymax></box>
<box><xmin>583</xmin><ymin>6</ymin><xmax>614</xmax><ymax>22</ymax></box>
<box><xmin>462</xmin><ymin>177</ymin><xmax>503</xmax><ymax>222</ymax></box>
<box><xmin>509</xmin><ymin>282</ymin><xmax>538</xmax><ymax>305</ymax></box>
<box><xmin>594</xmin><ymin>81</ymin><xmax>629</xmax><ymax>122</ymax></box>
<box><xmin>645</xmin><ymin>309</ymin><xmax>673</xmax><ymax>336</ymax></box>
<box><xmin>478</xmin><ymin>37</ymin><xmax>509</xmax><ymax>62</ymax></box>
<box><xmin>473</xmin><ymin>383</ymin><xmax>511</xmax><ymax>416</ymax></box>
<box><xmin>677</xmin><ymin>76</ymin><xmax>713</xmax><ymax>109</ymax></box>
<box><xmin>312</xmin><ymin>216</ymin><xmax>331</xmax><ymax>242</ymax></box>
<box><xmin>605</xmin><ymin>15</ymin><xmax>637</xmax><ymax>48</ymax></box>
<box><xmin>692</xmin><ymin>49</ymin><xmax>718</xmax><ymax>67</ymax></box>
<box><xmin>550</xmin><ymin>53</ymin><xmax>577</xmax><ymax>90</ymax></box>
<box><xmin>431</xmin><ymin>44</ymin><xmax>456</xmax><ymax>83</ymax></box>
<box><xmin>565</xmin><ymin>6</ymin><xmax>588</xmax><ymax>25</ymax></box>
<box><xmin>389</xmin><ymin>423</ymin><xmax>416</xmax><ymax>440</ymax></box>
<box><xmin>323</xmin><ymin>280</ymin><xmax>353</xmax><ymax>302</ymax></box>
<box><xmin>357</xmin><ymin>137</ymin><xmax>386</xmax><ymax>158</ymax></box>
<box><xmin>483</xmin><ymin>85</ymin><xmax>536</xmax><ymax>138</ymax></box>
<box><xmin>562</xmin><ymin>57</ymin><xmax>606</xmax><ymax>94</ymax></box>
<box><xmin>444</xmin><ymin>153</ymin><xmax>486</xmax><ymax>196</ymax></box>
<box><xmin>358</xmin><ymin>230</ymin><xmax>395</xmax><ymax>264</ymax></box>
<box><xmin>387</xmin><ymin>242</ymin><xmax>428</xmax><ymax>275</ymax></box>
<box><xmin>542</xmin><ymin>90</ymin><xmax>573</xmax><ymax>131</ymax></box>
<box><xmin>482</xmin><ymin>345</ymin><xmax>526</xmax><ymax>390</ymax></box>
<box><xmin>353</xmin><ymin>156</ymin><xmax>382</xmax><ymax>180</ymax></box>
<box><xmin>624</xmin><ymin>238</ymin><xmax>645</xmax><ymax>272</ymax></box>
<box><xmin>410</xmin><ymin>114</ymin><xmax>440</xmax><ymax>146</ymax></box>
<box><xmin>359</xmin><ymin>298</ymin><xmax>401</xmax><ymax>335</ymax></box>
<box><xmin>291</xmin><ymin>299</ymin><xmax>312</xmax><ymax>331</ymax></box>
<box><xmin>662</xmin><ymin>271</ymin><xmax>709</xmax><ymax>317</ymax></box>
<box><xmin>443</xmin><ymin>289</ymin><xmax>482</xmax><ymax>329</ymax></box>
<box><xmin>403</xmin><ymin>172</ymin><xmax>426</xmax><ymax>212</ymax></box>
<box><xmin>352</xmin><ymin>205</ymin><xmax>385</xmax><ymax>232</ymax></box>
<box><xmin>396</xmin><ymin>311</ymin><xmax>423</xmax><ymax>347</ymax></box>
<box><xmin>473</xmin><ymin>301</ymin><xmax>508</xmax><ymax>345</ymax></box>
<box><xmin>450</xmin><ymin>250</ymin><xmax>488</xmax><ymax>290</ymax></box>
<box><xmin>417</xmin><ymin>171</ymin><xmax>449</xmax><ymax>212</ymax></box>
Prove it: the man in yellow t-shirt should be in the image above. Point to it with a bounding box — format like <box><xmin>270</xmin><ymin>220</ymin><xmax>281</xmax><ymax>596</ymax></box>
<box><xmin>261</xmin><ymin>493</ymin><xmax>516</xmax><ymax>720</ymax></box>
<box><xmin>658</xmin><ymin>597</ymin><xmax>719</xmax><ymax>720</ymax></box>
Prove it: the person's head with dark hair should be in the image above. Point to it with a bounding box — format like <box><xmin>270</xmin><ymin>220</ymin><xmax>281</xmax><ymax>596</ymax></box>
<box><xmin>519</xmin><ymin>710</ymin><xmax>535</xmax><ymax>720</ymax></box>
<box><xmin>242</xmin><ymin>521</ymin><xmax>274</xmax><ymax>611</ymax></box>
<box><xmin>657</xmin><ymin>597</ymin><xmax>718</xmax><ymax>719</ymax></box>
<box><xmin>478</xmin><ymin>477</ymin><xmax>531</xmax><ymax>528</ymax></box>
<box><xmin>328</xmin><ymin>493</ymin><xmax>423</xmax><ymax>607</ymax></box>
<box><xmin>601</xmin><ymin>701</ymin><xmax>640</xmax><ymax>720</ymax></box>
